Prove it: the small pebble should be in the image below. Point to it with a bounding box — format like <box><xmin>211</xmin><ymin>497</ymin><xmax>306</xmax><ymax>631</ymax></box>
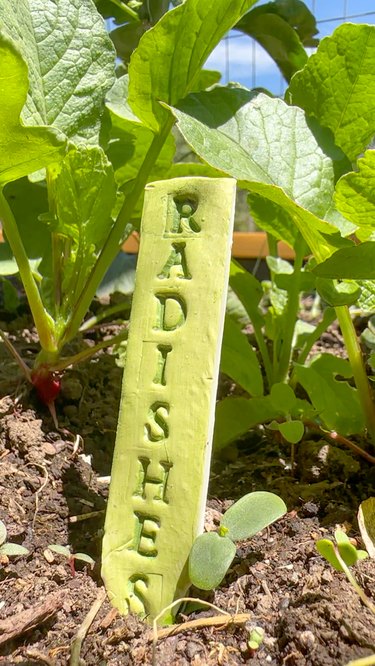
<box><xmin>298</xmin><ymin>630</ymin><xmax>315</xmax><ymax>649</ymax></box>
<box><xmin>43</xmin><ymin>548</ymin><xmax>55</xmax><ymax>563</ymax></box>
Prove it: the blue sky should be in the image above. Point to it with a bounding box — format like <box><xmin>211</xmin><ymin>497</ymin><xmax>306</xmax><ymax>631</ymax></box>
<box><xmin>206</xmin><ymin>0</ymin><xmax>375</xmax><ymax>95</ymax></box>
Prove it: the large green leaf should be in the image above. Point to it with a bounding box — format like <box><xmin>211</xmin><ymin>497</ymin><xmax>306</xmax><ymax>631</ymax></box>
<box><xmin>128</xmin><ymin>0</ymin><xmax>258</xmax><ymax>132</ymax></box>
<box><xmin>294</xmin><ymin>354</ymin><xmax>365</xmax><ymax>435</ymax></box>
<box><xmin>221</xmin><ymin>315</ymin><xmax>263</xmax><ymax>397</ymax></box>
<box><xmin>287</xmin><ymin>24</ymin><xmax>375</xmax><ymax>161</ymax></box>
<box><xmin>170</xmin><ymin>88</ymin><xmax>349</xmax><ymax>260</ymax></box>
<box><xmin>335</xmin><ymin>151</ymin><xmax>375</xmax><ymax>240</ymax></box>
<box><xmin>51</xmin><ymin>146</ymin><xmax>117</xmax><ymax>315</ymax></box>
<box><xmin>0</xmin><ymin>35</ymin><xmax>65</xmax><ymax>186</ymax></box>
<box><xmin>106</xmin><ymin>75</ymin><xmax>176</xmax><ymax>192</ymax></box>
<box><xmin>54</xmin><ymin>147</ymin><xmax>116</xmax><ymax>249</ymax></box>
<box><xmin>235</xmin><ymin>2</ymin><xmax>311</xmax><ymax>82</ymax></box>
<box><xmin>0</xmin><ymin>0</ymin><xmax>116</xmax><ymax>144</ymax></box>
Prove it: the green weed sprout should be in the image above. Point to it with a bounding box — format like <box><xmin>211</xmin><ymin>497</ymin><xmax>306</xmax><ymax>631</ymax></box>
<box><xmin>316</xmin><ymin>528</ymin><xmax>375</xmax><ymax>616</ymax></box>
<box><xmin>189</xmin><ymin>492</ymin><xmax>286</xmax><ymax>590</ymax></box>
<box><xmin>47</xmin><ymin>544</ymin><xmax>95</xmax><ymax>577</ymax></box>
<box><xmin>0</xmin><ymin>520</ymin><xmax>29</xmax><ymax>561</ymax></box>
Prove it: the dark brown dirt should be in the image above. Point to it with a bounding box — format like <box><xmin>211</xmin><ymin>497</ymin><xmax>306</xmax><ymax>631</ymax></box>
<box><xmin>0</xmin><ymin>317</ymin><xmax>375</xmax><ymax>666</ymax></box>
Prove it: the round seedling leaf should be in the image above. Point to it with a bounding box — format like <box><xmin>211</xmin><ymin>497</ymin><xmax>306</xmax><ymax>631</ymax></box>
<box><xmin>0</xmin><ymin>520</ymin><xmax>7</xmax><ymax>546</ymax></box>
<box><xmin>48</xmin><ymin>544</ymin><xmax>71</xmax><ymax>557</ymax></box>
<box><xmin>221</xmin><ymin>491</ymin><xmax>287</xmax><ymax>542</ymax></box>
<box><xmin>358</xmin><ymin>497</ymin><xmax>375</xmax><ymax>558</ymax></box>
<box><xmin>189</xmin><ymin>532</ymin><xmax>236</xmax><ymax>590</ymax></box>
<box><xmin>74</xmin><ymin>553</ymin><xmax>95</xmax><ymax>568</ymax></box>
<box><xmin>0</xmin><ymin>543</ymin><xmax>29</xmax><ymax>557</ymax></box>
<box><xmin>270</xmin><ymin>383</ymin><xmax>297</xmax><ymax>414</ymax></box>
<box><xmin>278</xmin><ymin>420</ymin><xmax>304</xmax><ymax>444</ymax></box>
<box><xmin>316</xmin><ymin>538</ymin><xmax>343</xmax><ymax>572</ymax></box>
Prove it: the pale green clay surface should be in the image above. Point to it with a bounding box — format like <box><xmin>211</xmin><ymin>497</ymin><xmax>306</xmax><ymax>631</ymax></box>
<box><xmin>102</xmin><ymin>177</ymin><xmax>235</xmax><ymax>621</ymax></box>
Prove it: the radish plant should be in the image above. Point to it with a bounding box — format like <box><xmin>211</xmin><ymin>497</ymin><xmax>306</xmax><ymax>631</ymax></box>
<box><xmin>0</xmin><ymin>0</ymin><xmax>264</xmax><ymax>416</ymax></box>
<box><xmin>167</xmin><ymin>22</ymin><xmax>375</xmax><ymax>447</ymax></box>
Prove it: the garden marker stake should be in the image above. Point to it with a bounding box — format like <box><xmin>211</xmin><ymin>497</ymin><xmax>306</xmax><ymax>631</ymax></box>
<box><xmin>102</xmin><ymin>177</ymin><xmax>236</xmax><ymax>622</ymax></box>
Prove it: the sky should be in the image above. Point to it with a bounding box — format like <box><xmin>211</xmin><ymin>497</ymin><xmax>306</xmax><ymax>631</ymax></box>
<box><xmin>206</xmin><ymin>0</ymin><xmax>375</xmax><ymax>96</ymax></box>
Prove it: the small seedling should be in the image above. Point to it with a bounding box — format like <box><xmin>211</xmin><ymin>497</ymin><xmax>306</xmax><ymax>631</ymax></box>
<box><xmin>316</xmin><ymin>528</ymin><xmax>375</xmax><ymax>616</ymax></box>
<box><xmin>47</xmin><ymin>544</ymin><xmax>95</xmax><ymax>577</ymax></box>
<box><xmin>0</xmin><ymin>520</ymin><xmax>29</xmax><ymax>564</ymax></box>
<box><xmin>248</xmin><ymin>626</ymin><xmax>265</xmax><ymax>651</ymax></box>
<box><xmin>189</xmin><ymin>491</ymin><xmax>287</xmax><ymax>590</ymax></box>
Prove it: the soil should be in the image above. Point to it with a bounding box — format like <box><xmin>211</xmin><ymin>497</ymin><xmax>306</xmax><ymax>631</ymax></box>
<box><xmin>1</xmin><ymin>314</ymin><xmax>375</xmax><ymax>666</ymax></box>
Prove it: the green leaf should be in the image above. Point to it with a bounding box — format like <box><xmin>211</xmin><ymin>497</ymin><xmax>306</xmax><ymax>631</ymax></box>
<box><xmin>170</xmin><ymin>87</ymin><xmax>349</xmax><ymax>260</ymax></box>
<box><xmin>0</xmin><ymin>543</ymin><xmax>29</xmax><ymax>557</ymax></box>
<box><xmin>128</xmin><ymin>0</ymin><xmax>258</xmax><ymax>131</ymax></box>
<box><xmin>334</xmin><ymin>528</ymin><xmax>367</xmax><ymax>567</ymax></box>
<box><xmin>1</xmin><ymin>178</ymin><xmax>50</xmax><ymax>270</ymax></box>
<box><xmin>221</xmin><ymin>491</ymin><xmax>287</xmax><ymax>542</ymax></box>
<box><xmin>270</xmin><ymin>383</ymin><xmax>297</xmax><ymax>413</ymax></box>
<box><xmin>110</xmin><ymin>21</ymin><xmax>147</xmax><ymax>65</ymax></box>
<box><xmin>313</xmin><ymin>243</ymin><xmax>375</xmax><ymax>280</ymax></box>
<box><xmin>316</xmin><ymin>538</ymin><xmax>343</xmax><ymax>572</ymax></box>
<box><xmin>0</xmin><ymin>34</ymin><xmax>65</xmax><ymax>186</ymax></box>
<box><xmin>54</xmin><ymin>147</ymin><xmax>116</xmax><ymax>249</ymax></box>
<box><xmin>0</xmin><ymin>0</ymin><xmax>116</xmax><ymax>144</ymax></box>
<box><xmin>214</xmin><ymin>396</ymin><xmax>280</xmax><ymax>450</ymax></box>
<box><xmin>315</xmin><ymin>277</ymin><xmax>361</xmax><ymax>306</ymax></box>
<box><xmin>287</xmin><ymin>24</ymin><xmax>375</xmax><ymax>161</ymax></box>
<box><xmin>106</xmin><ymin>76</ymin><xmax>176</xmax><ymax>198</ymax></box>
<box><xmin>235</xmin><ymin>1</ymin><xmax>311</xmax><ymax>82</ymax></box>
<box><xmin>278</xmin><ymin>419</ymin><xmax>304</xmax><ymax>444</ymax></box>
<box><xmin>248</xmin><ymin>193</ymin><xmax>299</xmax><ymax>248</ymax></box>
<box><xmin>358</xmin><ymin>497</ymin><xmax>375</xmax><ymax>559</ymax></box>
<box><xmin>74</xmin><ymin>552</ymin><xmax>95</xmax><ymax>567</ymax></box>
<box><xmin>252</xmin><ymin>0</ymin><xmax>318</xmax><ymax>46</ymax></box>
<box><xmin>0</xmin><ymin>278</ymin><xmax>20</xmax><ymax>311</ymax></box>
<box><xmin>48</xmin><ymin>544</ymin><xmax>71</xmax><ymax>557</ymax></box>
<box><xmin>0</xmin><ymin>520</ymin><xmax>7</xmax><ymax>546</ymax></box>
<box><xmin>189</xmin><ymin>532</ymin><xmax>236</xmax><ymax>590</ymax></box>
<box><xmin>356</xmin><ymin>281</ymin><xmax>375</xmax><ymax>314</ymax></box>
<box><xmin>335</xmin><ymin>151</ymin><xmax>375</xmax><ymax>240</ymax></box>
<box><xmin>51</xmin><ymin>146</ymin><xmax>117</xmax><ymax>313</ymax></box>
<box><xmin>225</xmin><ymin>286</ymin><xmax>251</xmax><ymax>327</ymax></box>
<box><xmin>97</xmin><ymin>251</ymin><xmax>136</xmax><ymax>298</ymax></box>
<box><xmin>221</xmin><ymin>315</ymin><xmax>263</xmax><ymax>397</ymax></box>
<box><xmin>189</xmin><ymin>69</ymin><xmax>222</xmax><ymax>93</ymax></box>
<box><xmin>229</xmin><ymin>260</ymin><xmax>264</xmax><ymax>328</ymax></box>
<box><xmin>294</xmin><ymin>353</ymin><xmax>365</xmax><ymax>435</ymax></box>
<box><xmin>172</xmin><ymin>88</ymin><xmax>340</xmax><ymax>218</ymax></box>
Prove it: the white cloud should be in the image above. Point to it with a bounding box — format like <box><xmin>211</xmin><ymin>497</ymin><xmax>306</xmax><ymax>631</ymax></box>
<box><xmin>206</xmin><ymin>37</ymin><xmax>278</xmax><ymax>81</ymax></box>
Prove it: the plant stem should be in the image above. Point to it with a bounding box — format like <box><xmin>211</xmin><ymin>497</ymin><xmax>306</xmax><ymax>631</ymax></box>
<box><xmin>336</xmin><ymin>306</ymin><xmax>375</xmax><ymax>444</ymax></box>
<box><xmin>79</xmin><ymin>300</ymin><xmax>131</xmax><ymax>332</ymax></box>
<box><xmin>59</xmin><ymin>119</ymin><xmax>174</xmax><ymax>348</ymax></box>
<box><xmin>0</xmin><ymin>192</ymin><xmax>56</xmax><ymax>352</ymax></box>
<box><xmin>50</xmin><ymin>328</ymin><xmax>128</xmax><ymax>372</ymax></box>
<box><xmin>275</xmin><ymin>234</ymin><xmax>305</xmax><ymax>383</ymax></box>
<box><xmin>108</xmin><ymin>0</ymin><xmax>139</xmax><ymax>20</ymax></box>
<box><xmin>335</xmin><ymin>548</ymin><xmax>375</xmax><ymax>616</ymax></box>
<box><xmin>289</xmin><ymin>306</ymin><xmax>336</xmax><ymax>389</ymax></box>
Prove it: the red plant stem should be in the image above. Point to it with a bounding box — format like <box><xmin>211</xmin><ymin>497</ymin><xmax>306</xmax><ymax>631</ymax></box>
<box><xmin>305</xmin><ymin>420</ymin><xmax>375</xmax><ymax>465</ymax></box>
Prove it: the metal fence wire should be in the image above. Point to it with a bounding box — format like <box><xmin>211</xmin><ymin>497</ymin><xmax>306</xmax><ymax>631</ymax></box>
<box><xmin>215</xmin><ymin>0</ymin><xmax>375</xmax><ymax>97</ymax></box>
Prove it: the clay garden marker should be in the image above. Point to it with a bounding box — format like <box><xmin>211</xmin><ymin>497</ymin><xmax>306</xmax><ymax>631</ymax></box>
<box><xmin>102</xmin><ymin>177</ymin><xmax>236</xmax><ymax>621</ymax></box>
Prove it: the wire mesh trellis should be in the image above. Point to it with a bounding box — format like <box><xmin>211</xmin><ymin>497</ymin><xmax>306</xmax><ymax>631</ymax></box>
<box><xmin>211</xmin><ymin>0</ymin><xmax>375</xmax><ymax>97</ymax></box>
